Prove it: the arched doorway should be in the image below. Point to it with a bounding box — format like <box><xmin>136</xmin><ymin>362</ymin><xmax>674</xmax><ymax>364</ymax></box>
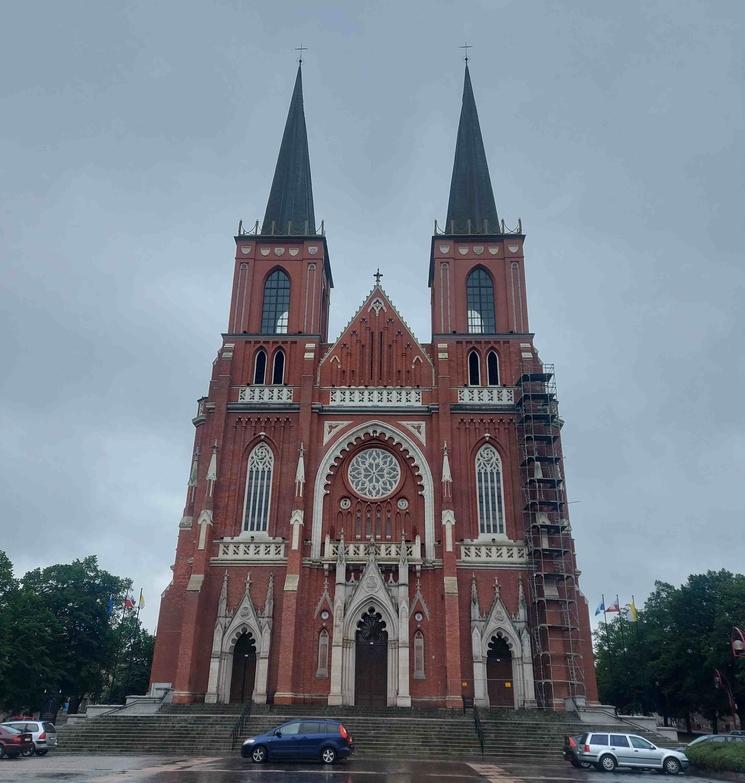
<box><xmin>487</xmin><ymin>635</ymin><xmax>513</xmax><ymax>707</ymax></box>
<box><xmin>355</xmin><ymin>607</ymin><xmax>388</xmax><ymax>707</ymax></box>
<box><xmin>229</xmin><ymin>631</ymin><xmax>257</xmax><ymax>703</ymax></box>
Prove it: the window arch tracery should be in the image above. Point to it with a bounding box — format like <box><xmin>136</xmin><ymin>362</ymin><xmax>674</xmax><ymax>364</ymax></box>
<box><xmin>242</xmin><ymin>443</ymin><xmax>274</xmax><ymax>533</ymax></box>
<box><xmin>253</xmin><ymin>349</ymin><xmax>267</xmax><ymax>384</ymax></box>
<box><xmin>468</xmin><ymin>349</ymin><xmax>481</xmax><ymax>385</ymax></box>
<box><xmin>487</xmin><ymin>350</ymin><xmax>500</xmax><ymax>386</ymax></box>
<box><xmin>272</xmin><ymin>349</ymin><xmax>285</xmax><ymax>385</ymax></box>
<box><xmin>261</xmin><ymin>269</ymin><xmax>290</xmax><ymax>334</ymax></box>
<box><xmin>475</xmin><ymin>444</ymin><xmax>505</xmax><ymax>536</ymax></box>
<box><xmin>467</xmin><ymin>268</ymin><xmax>496</xmax><ymax>334</ymax></box>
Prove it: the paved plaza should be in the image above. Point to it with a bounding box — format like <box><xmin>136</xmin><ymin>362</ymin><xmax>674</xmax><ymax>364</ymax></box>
<box><xmin>0</xmin><ymin>755</ymin><xmax>720</xmax><ymax>782</ymax></box>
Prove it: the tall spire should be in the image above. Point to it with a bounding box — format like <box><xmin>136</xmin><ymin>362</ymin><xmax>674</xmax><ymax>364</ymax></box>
<box><xmin>261</xmin><ymin>64</ymin><xmax>316</xmax><ymax>236</ymax></box>
<box><xmin>445</xmin><ymin>65</ymin><xmax>499</xmax><ymax>235</ymax></box>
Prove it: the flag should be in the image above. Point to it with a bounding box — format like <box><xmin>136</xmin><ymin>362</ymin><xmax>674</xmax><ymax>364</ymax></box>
<box><xmin>594</xmin><ymin>599</ymin><xmax>605</xmax><ymax>616</ymax></box>
<box><xmin>107</xmin><ymin>594</ymin><xmax>114</xmax><ymax>617</ymax></box>
<box><xmin>123</xmin><ymin>591</ymin><xmax>136</xmax><ymax>611</ymax></box>
<box><xmin>138</xmin><ymin>588</ymin><xmax>145</xmax><ymax>610</ymax></box>
<box><xmin>606</xmin><ymin>599</ymin><xmax>620</xmax><ymax>613</ymax></box>
<box><xmin>627</xmin><ymin>597</ymin><xmax>638</xmax><ymax>622</ymax></box>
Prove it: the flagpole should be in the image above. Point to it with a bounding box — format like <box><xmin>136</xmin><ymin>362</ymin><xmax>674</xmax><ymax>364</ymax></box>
<box><xmin>602</xmin><ymin>594</ymin><xmax>614</xmax><ymax>676</ymax></box>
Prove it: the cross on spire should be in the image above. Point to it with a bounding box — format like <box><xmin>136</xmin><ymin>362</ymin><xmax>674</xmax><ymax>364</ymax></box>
<box><xmin>459</xmin><ymin>42</ymin><xmax>472</xmax><ymax>63</ymax></box>
<box><xmin>295</xmin><ymin>44</ymin><xmax>308</xmax><ymax>64</ymax></box>
<box><xmin>373</xmin><ymin>268</ymin><xmax>383</xmax><ymax>285</ymax></box>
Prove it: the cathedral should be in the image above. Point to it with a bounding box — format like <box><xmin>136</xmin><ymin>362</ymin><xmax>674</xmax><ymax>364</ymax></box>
<box><xmin>149</xmin><ymin>63</ymin><xmax>599</xmax><ymax>711</ymax></box>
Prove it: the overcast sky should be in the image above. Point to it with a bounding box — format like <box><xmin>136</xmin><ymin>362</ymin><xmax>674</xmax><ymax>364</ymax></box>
<box><xmin>1</xmin><ymin>1</ymin><xmax>744</xmax><ymax>632</ymax></box>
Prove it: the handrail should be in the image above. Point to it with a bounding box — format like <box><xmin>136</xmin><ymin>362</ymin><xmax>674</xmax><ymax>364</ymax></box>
<box><xmin>230</xmin><ymin>702</ymin><xmax>252</xmax><ymax>750</ymax></box>
<box><xmin>582</xmin><ymin>706</ymin><xmax>671</xmax><ymax>738</ymax></box>
<box><xmin>473</xmin><ymin>705</ymin><xmax>485</xmax><ymax>756</ymax></box>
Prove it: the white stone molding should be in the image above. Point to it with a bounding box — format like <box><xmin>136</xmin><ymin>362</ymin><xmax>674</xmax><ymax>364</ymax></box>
<box><xmin>212</xmin><ymin>539</ymin><xmax>286</xmax><ymax>564</ymax></box>
<box><xmin>457</xmin><ymin>387</ymin><xmax>515</xmax><ymax>405</ymax></box>
<box><xmin>321</xmin><ymin>538</ymin><xmax>422</xmax><ymax>564</ymax></box>
<box><xmin>323</xmin><ymin>421</ymin><xmax>352</xmax><ymax>445</ymax></box>
<box><xmin>400</xmin><ymin>421</ymin><xmax>426</xmax><ymax>444</ymax></box>
<box><xmin>237</xmin><ymin>386</ymin><xmax>294</xmax><ymax>404</ymax></box>
<box><xmin>290</xmin><ymin>509</ymin><xmax>303</xmax><ymax>551</ymax></box>
<box><xmin>458</xmin><ymin>541</ymin><xmax>528</xmax><ymax>565</ymax></box>
<box><xmin>470</xmin><ymin>578</ymin><xmax>536</xmax><ymax>709</ymax></box>
<box><xmin>442</xmin><ymin>509</ymin><xmax>455</xmax><ymax>552</ymax></box>
<box><xmin>311</xmin><ymin>421</ymin><xmax>435</xmax><ymax>560</ymax></box>
<box><xmin>206</xmin><ymin>573</ymin><xmax>273</xmax><ymax>704</ymax></box>
<box><xmin>197</xmin><ymin>510</ymin><xmax>213</xmax><ymax>551</ymax></box>
<box><xmin>329</xmin><ymin>387</ymin><xmax>422</xmax><ymax>407</ymax></box>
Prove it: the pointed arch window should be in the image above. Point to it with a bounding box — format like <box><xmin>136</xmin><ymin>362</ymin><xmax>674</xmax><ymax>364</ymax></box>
<box><xmin>272</xmin><ymin>349</ymin><xmax>285</xmax><ymax>384</ymax></box>
<box><xmin>467</xmin><ymin>268</ymin><xmax>496</xmax><ymax>334</ymax></box>
<box><xmin>261</xmin><ymin>269</ymin><xmax>290</xmax><ymax>334</ymax></box>
<box><xmin>316</xmin><ymin>629</ymin><xmax>329</xmax><ymax>678</ymax></box>
<box><xmin>468</xmin><ymin>349</ymin><xmax>481</xmax><ymax>386</ymax></box>
<box><xmin>476</xmin><ymin>444</ymin><xmax>505</xmax><ymax>536</ymax></box>
<box><xmin>253</xmin><ymin>349</ymin><xmax>267</xmax><ymax>384</ymax></box>
<box><xmin>413</xmin><ymin>631</ymin><xmax>425</xmax><ymax>679</ymax></box>
<box><xmin>243</xmin><ymin>444</ymin><xmax>274</xmax><ymax>533</ymax></box>
<box><xmin>487</xmin><ymin>351</ymin><xmax>500</xmax><ymax>386</ymax></box>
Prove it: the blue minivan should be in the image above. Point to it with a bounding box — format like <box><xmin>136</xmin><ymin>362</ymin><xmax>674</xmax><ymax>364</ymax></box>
<box><xmin>241</xmin><ymin>719</ymin><xmax>354</xmax><ymax>764</ymax></box>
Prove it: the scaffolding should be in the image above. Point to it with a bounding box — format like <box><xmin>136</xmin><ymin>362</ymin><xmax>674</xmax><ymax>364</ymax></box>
<box><xmin>516</xmin><ymin>364</ymin><xmax>586</xmax><ymax>709</ymax></box>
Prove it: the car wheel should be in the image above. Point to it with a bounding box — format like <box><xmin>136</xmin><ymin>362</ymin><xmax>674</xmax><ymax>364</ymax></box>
<box><xmin>0</xmin><ymin>744</ymin><xmax>4</xmax><ymax>759</ymax></box>
<box><xmin>570</xmin><ymin>759</ymin><xmax>581</xmax><ymax>768</ymax></box>
<box><xmin>663</xmin><ymin>757</ymin><xmax>681</xmax><ymax>775</ymax></box>
<box><xmin>251</xmin><ymin>745</ymin><xmax>267</xmax><ymax>763</ymax></box>
<box><xmin>580</xmin><ymin>761</ymin><xmax>593</xmax><ymax>769</ymax></box>
<box><xmin>36</xmin><ymin>750</ymin><xmax>47</xmax><ymax>757</ymax></box>
<box><xmin>599</xmin><ymin>754</ymin><xmax>617</xmax><ymax>772</ymax></box>
<box><xmin>321</xmin><ymin>746</ymin><xmax>337</xmax><ymax>765</ymax></box>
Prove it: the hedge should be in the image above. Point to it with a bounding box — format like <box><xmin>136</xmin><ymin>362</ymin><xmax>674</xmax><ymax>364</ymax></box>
<box><xmin>687</xmin><ymin>742</ymin><xmax>745</xmax><ymax>773</ymax></box>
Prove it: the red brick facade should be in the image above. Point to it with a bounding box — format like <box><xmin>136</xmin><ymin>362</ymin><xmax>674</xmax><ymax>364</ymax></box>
<box><xmin>149</xmin><ymin>232</ymin><xmax>599</xmax><ymax>710</ymax></box>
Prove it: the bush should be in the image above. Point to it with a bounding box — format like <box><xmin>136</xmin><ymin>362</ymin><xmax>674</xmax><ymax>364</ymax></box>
<box><xmin>687</xmin><ymin>741</ymin><xmax>745</xmax><ymax>773</ymax></box>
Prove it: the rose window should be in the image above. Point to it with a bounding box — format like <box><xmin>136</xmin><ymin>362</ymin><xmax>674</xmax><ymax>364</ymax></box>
<box><xmin>347</xmin><ymin>448</ymin><xmax>401</xmax><ymax>499</ymax></box>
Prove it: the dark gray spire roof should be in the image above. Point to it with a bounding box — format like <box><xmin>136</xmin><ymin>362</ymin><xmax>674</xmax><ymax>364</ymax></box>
<box><xmin>445</xmin><ymin>65</ymin><xmax>499</xmax><ymax>235</ymax></box>
<box><xmin>261</xmin><ymin>65</ymin><xmax>316</xmax><ymax>236</ymax></box>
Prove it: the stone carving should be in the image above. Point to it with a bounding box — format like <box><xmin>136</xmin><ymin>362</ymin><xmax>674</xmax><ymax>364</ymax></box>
<box><xmin>347</xmin><ymin>448</ymin><xmax>401</xmax><ymax>499</ymax></box>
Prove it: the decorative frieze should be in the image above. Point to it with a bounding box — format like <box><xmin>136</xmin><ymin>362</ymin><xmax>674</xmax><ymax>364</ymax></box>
<box><xmin>213</xmin><ymin>540</ymin><xmax>287</xmax><ymax>563</ymax></box>
<box><xmin>329</xmin><ymin>387</ymin><xmax>422</xmax><ymax>407</ymax></box>
<box><xmin>457</xmin><ymin>387</ymin><xmax>515</xmax><ymax>406</ymax></box>
<box><xmin>237</xmin><ymin>386</ymin><xmax>294</xmax><ymax>404</ymax></box>
<box><xmin>458</xmin><ymin>542</ymin><xmax>528</xmax><ymax>564</ymax></box>
<box><xmin>322</xmin><ymin>538</ymin><xmax>422</xmax><ymax>564</ymax></box>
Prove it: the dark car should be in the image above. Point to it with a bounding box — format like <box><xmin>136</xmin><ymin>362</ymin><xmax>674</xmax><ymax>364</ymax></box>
<box><xmin>0</xmin><ymin>725</ymin><xmax>34</xmax><ymax>759</ymax></box>
<box><xmin>241</xmin><ymin>718</ymin><xmax>354</xmax><ymax>764</ymax></box>
<box><xmin>562</xmin><ymin>734</ymin><xmax>592</xmax><ymax>768</ymax></box>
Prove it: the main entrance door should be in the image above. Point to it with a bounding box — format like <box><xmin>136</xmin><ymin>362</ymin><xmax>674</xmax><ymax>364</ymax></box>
<box><xmin>486</xmin><ymin>636</ymin><xmax>513</xmax><ymax>707</ymax></box>
<box><xmin>355</xmin><ymin>607</ymin><xmax>388</xmax><ymax>707</ymax></box>
<box><xmin>229</xmin><ymin>631</ymin><xmax>257</xmax><ymax>703</ymax></box>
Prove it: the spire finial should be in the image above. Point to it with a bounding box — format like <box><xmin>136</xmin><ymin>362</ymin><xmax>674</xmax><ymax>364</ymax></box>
<box><xmin>295</xmin><ymin>44</ymin><xmax>308</xmax><ymax>65</ymax></box>
<box><xmin>459</xmin><ymin>42</ymin><xmax>472</xmax><ymax>63</ymax></box>
<box><xmin>373</xmin><ymin>268</ymin><xmax>383</xmax><ymax>286</ymax></box>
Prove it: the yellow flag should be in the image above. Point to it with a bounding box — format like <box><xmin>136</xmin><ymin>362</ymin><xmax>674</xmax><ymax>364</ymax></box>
<box><xmin>138</xmin><ymin>588</ymin><xmax>145</xmax><ymax>610</ymax></box>
<box><xmin>628</xmin><ymin>597</ymin><xmax>638</xmax><ymax>622</ymax></box>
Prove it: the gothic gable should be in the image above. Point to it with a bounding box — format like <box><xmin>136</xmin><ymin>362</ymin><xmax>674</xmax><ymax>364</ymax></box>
<box><xmin>319</xmin><ymin>286</ymin><xmax>433</xmax><ymax>388</ymax></box>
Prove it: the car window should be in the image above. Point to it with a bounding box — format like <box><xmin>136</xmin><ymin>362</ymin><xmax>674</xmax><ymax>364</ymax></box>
<box><xmin>281</xmin><ymin>722</ymin><xmax>301</xmax><ymax>735</ymax></box>
<box><xmin>591</xmin><ymin>734</ymin><xmax>609</xmax><ymax>745</ymax></box>
<box><xmin>43</xmin><ymin>722</ymin><xmax>55</xmax><ymax>732</ymax></box>
<box><xmin>610</xmin><ymin>735</ymin><xmax>630</xmax><ymax>747</ymax></box>
<box><xmin>299</xmin><ymin>721</ymin><xmax>323</xmax><ymax>734</ymax></box>
<box><xmin>630</xmin><ymin>736</ymin><xmax>654</xmax><ymax>750</ymax></box>
<box><xmin>2</xmin><ymin>726</ymin><xmax>21</xmax><ymax>734</ymax></box>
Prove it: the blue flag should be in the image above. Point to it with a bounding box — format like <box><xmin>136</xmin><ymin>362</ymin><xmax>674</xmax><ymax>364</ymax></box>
<box><xmin>107</xmin><ymin>594</ymin><xmax>114</xmax><ymax>617</ymax></box>
<box><xmin>594</xmin><ymin>599</ymin><xmax>605</xmax><ymax>616</ymax></box>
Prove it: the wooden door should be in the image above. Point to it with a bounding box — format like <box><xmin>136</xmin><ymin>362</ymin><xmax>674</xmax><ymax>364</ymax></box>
<box><xmin>230</xmin><ymin>632</ymin><xmax>257</xmax><ymax>703</ymax></box>
<box><xmin>354</xmin><ymin>607</ymin><xmax>388</xmax><ymax>707</ymax></box>
<box><xmin>487</xmin><ymin>636</ymin><xmax>513</xmax><ymax>707</ymax></box>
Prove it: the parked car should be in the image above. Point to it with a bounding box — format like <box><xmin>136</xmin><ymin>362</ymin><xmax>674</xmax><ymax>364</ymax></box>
<box><xmin>576</xmin><ymin>731</ymin><xmax>688</xmax><ymax>773</ymax></box>
<box><xmin>0</xmin><ymin>725</ymin><xmax>34</xmax><ymax>759</ymax></box>
<box><xmin>241</xmin><ymin>719</ymin><xmax>353</xmax><ymax>764</ymax></box>
<box><xmin>730</xmin><ymin>730</ymin><xmax>745</xmax><ymax>736</ymax></box>
<box><xmin>1</xmin><ymin>721</ymin><xmax>56</xmax><ymax>756</ymax></box>
<box><xmin>688</xmin><ymin>733</ymin><xmax>745</xmax><ymax>748</ymax></box>
<box><xmin>562</xmin><ymin>734</ymin><xmax>592</xmax><ymax>768</ymax></box>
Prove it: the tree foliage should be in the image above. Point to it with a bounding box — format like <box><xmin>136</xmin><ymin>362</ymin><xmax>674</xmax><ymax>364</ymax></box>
<box><xmin>596</xmin><ymin>570</ymin><xmax>745</xmax><ymax>730</ymax></box>
<box><xmin>0</xmin><ymin>551</ymin><xmax>154</xmax><ymax>714</ymax></box>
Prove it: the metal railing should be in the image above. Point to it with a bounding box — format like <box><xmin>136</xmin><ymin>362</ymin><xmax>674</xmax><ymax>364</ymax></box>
<box><xmin>230</xmin><ymin>702</ymin><xmax>252</xmax><ymax>750</ymax></box>
<box><xmin>473</xmin><ymin>705</ymin><xmax>485</xmax><ymax>756</ymax></box>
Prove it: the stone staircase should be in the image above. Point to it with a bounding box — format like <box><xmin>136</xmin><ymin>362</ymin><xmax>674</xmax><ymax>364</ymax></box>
<box><xmin>57</xmin><ymin>703</ymin><xmax>675</xmax><ymax>760</ymax></box>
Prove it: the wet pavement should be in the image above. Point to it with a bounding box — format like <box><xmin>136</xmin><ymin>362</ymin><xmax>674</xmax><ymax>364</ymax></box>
<box><xmin>0</xmin><ymin>755</ymin><xmax>720</xmax><ymax>782</ymax></box>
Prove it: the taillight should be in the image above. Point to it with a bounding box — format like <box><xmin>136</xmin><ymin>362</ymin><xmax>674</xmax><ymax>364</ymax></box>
<box><xmin>583</xmin><ymin>744</ymin><xmax>590</xmax><ymax>752</ymax></box>
<box><xmin>338</xmin><ymin>724</ymin><xmax>349</xmax><ymax>740</ymax></box>
<box><xmin>38</xmin><ymin>732</ymin><xmax>46</xmax><ymax>741</ymax></box>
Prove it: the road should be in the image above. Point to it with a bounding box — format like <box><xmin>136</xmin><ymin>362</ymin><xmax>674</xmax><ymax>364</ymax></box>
<box><xmin>0</xmin><ymin>755</ymin><xmax>720</xmax><ymax>782</ymax></box>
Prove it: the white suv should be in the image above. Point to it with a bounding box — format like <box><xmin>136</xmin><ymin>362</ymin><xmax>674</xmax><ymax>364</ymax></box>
<box><xmin>577</xmin><ymin>731</ymin><xmax>688</xmax><ymax>774</ymax></box>
<box><xmin>1</xmin><ymin>721</ymin><xmax>56</xmax><ymax>756</ymax></box>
